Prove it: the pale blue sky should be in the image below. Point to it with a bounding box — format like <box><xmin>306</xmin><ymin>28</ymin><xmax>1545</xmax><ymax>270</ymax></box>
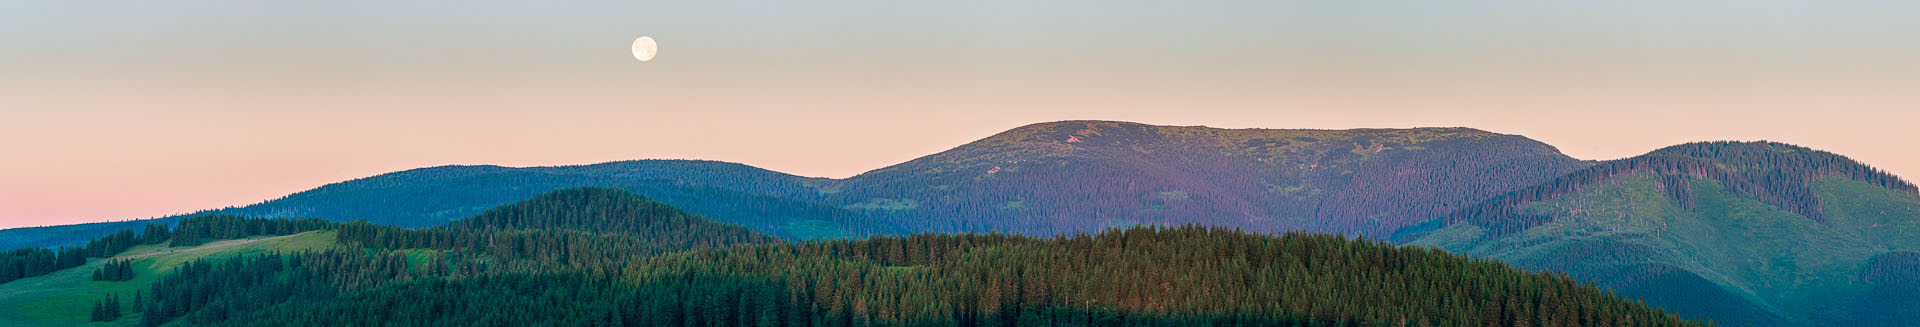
<box><xmin>2</xmin><ymin>1</ymin><xmax>1917</xmax><ymax>227</ymax></box>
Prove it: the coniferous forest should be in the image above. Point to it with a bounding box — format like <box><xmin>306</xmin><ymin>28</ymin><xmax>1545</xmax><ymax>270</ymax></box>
<box><xmin>0</xmin><ymin>188</ymin><xmax>1710</xmax><ymax>327</ymax></box>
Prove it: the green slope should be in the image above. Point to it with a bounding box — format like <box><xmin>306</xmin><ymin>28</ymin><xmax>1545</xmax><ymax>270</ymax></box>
<box><xmin>1411</xmin><ymin>175</ymin><xmax>1920</xmax><ymax>326</ymax></box>
<box><xmin>0</xmin><ymin>231</ymin><xmax>339</xmax><ymax>327</ymax></box>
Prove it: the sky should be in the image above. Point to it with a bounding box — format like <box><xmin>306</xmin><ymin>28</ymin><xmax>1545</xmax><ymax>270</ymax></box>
<box><xmin>3</xmin><ymin>1</ymin><xmax>1918</xmax><ymax>228</ymax></box>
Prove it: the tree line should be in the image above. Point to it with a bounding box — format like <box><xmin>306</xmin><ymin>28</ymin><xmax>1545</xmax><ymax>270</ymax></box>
<box><xmin>170</xmin><ymin>214</ymin><xmax>332</xmax><ymax>247</ymax></box>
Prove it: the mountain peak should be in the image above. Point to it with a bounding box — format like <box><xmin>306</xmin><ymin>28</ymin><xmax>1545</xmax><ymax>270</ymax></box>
<box><xmin>988</xmin><ymin>120</ymin><xmax>1506</xmax><ymax>145</ymax></box>
<box><xmin>841</xmin><ymin>120</ymin><xmax>1586</xmax><ymax>236</ymax></box>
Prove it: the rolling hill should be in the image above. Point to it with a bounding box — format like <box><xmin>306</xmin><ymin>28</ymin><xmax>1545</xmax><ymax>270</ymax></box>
<box><xmin>1407</xmin><ymin>142</ymin><xmax>1920</xmax><ymax>326</ymax></box>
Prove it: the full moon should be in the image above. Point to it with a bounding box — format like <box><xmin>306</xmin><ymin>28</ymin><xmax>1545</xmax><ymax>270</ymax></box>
<box><xmin>632</xmin><ymin>36</ymin><xmax>658</xmax><ymax>62</ymax></box>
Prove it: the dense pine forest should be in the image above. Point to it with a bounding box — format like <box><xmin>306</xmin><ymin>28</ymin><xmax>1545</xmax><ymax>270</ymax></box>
<box><xmin>156</xmin><ymin>229</ymin><xmax>1706</xmax><ymax>327</ymax></box>
<box><xmin>0</xmin><ymin>188</ymin><xmax>1709</xmax><ymax>326</ymax></box>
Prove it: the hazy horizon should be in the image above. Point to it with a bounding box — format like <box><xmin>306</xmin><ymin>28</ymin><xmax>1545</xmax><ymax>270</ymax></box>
<box><xmin>5</xmin><ymin>1</ymin><xmax>1918</xmax><ymax>228</ymax></box>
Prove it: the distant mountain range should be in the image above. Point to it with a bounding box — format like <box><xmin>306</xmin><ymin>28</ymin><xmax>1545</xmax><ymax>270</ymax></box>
<box><xmin>1</xmin><ymin>120</ymin><xmax>1589</xmax><ymax>245</ymax></box>
<box><xmin>2</xmin><ymin>120</ymin><xmax>1915</xmax><ymax>326</ymax></box>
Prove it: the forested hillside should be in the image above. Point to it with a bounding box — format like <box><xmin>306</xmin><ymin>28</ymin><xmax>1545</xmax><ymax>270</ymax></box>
<box><xmin>1411</xmin><ymin>142</ymin><xmax>1920</xmax><ymax>326</ymax></box>
<box><xmin>1436</xmin><ymin>141</ymin><xmax>1914</xmax><ymax>235</ymax></box>
<box><xmin>0</xmin><ymin>188</ymin><xmax>1705</xmax><ymax>327</ymax></box>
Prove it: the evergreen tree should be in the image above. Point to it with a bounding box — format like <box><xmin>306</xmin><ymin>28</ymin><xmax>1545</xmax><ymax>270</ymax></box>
<box><xmin>90</xmin><ymin>294</ymin><xmax>122</xmax><ymax>322</ymax></box>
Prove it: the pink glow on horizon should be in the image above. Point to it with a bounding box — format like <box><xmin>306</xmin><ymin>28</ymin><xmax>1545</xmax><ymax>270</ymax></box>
<box><xmin>3</xmin><ymin>1</ymin><xmax>1918</xmax><ymax>228</ymax></box>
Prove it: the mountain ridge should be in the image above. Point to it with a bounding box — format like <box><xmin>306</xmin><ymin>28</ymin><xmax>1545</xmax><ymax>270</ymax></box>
<box><xmin>833</xmin><ymin>120</ymin><xmax>1588</xmax><ymax>236</ymax></box>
